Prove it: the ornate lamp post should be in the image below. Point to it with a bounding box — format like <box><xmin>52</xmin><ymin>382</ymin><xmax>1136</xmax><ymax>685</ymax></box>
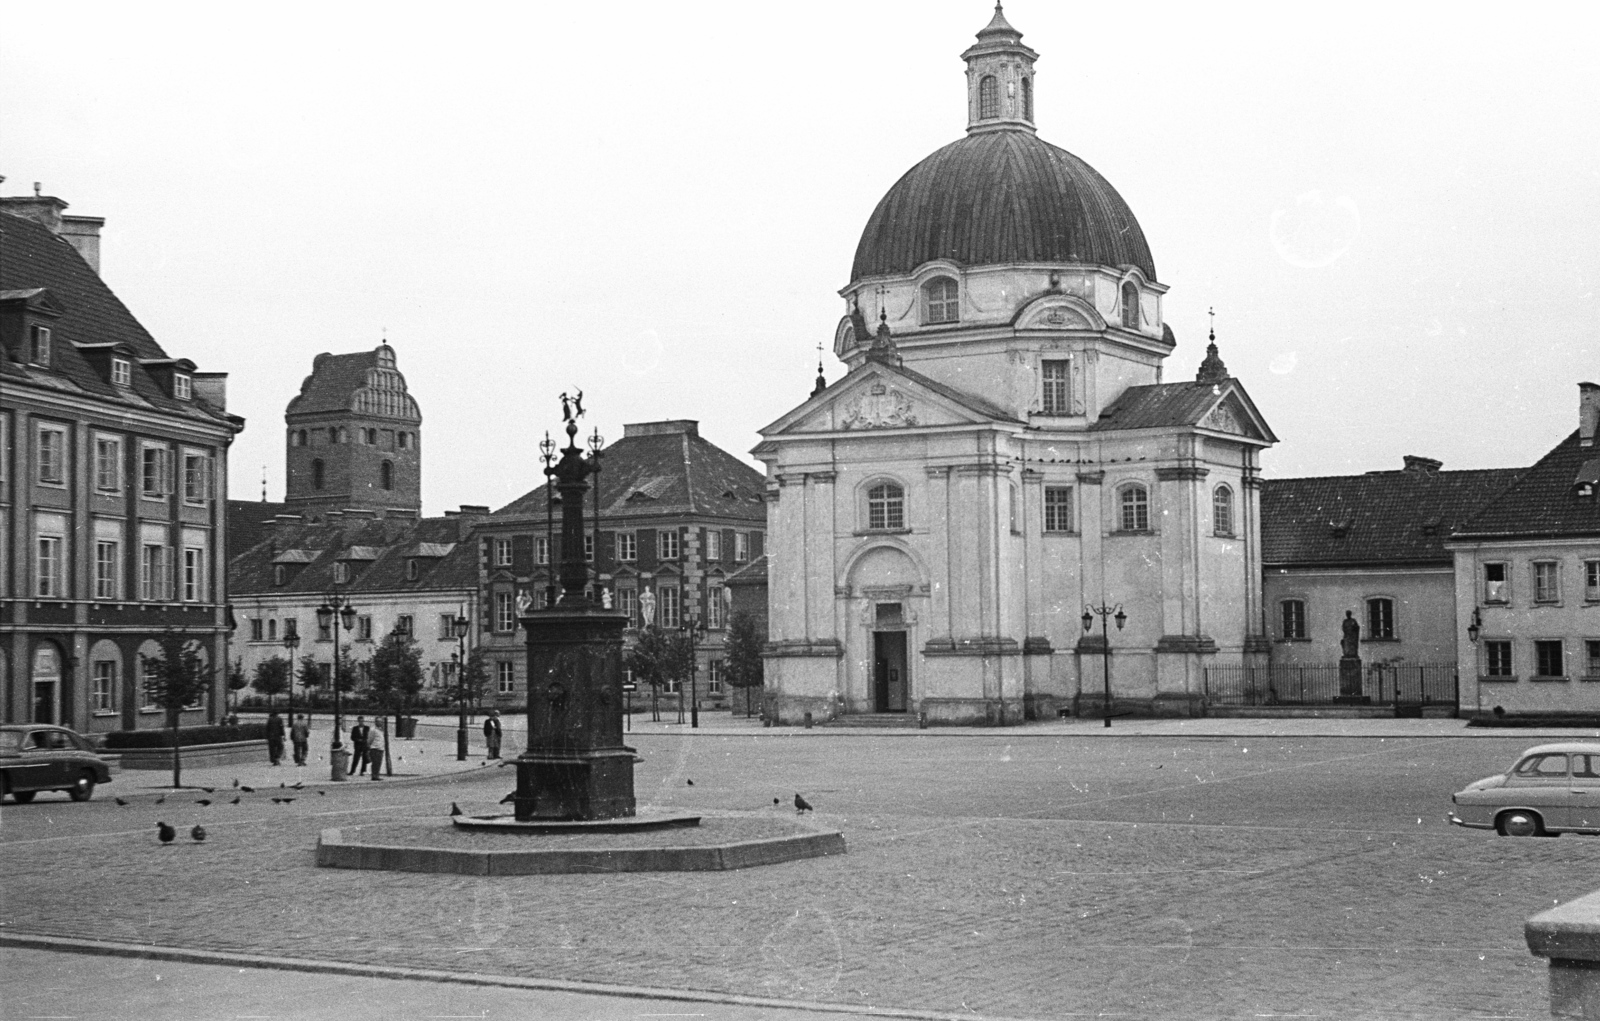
<box><xmin>282</xmin><ymin>618</ymin><xmax>300</xmax><ymax>731</ymax></box>
<box><xmin>680</xmin><ymin>613</ymin><xmax>708</xmax><ymax>729</ymax></box>
<box><xmin>316</xmin><ymin>592</ymin><xmax>358</xmax><ymax>774</ymax></box>
<box><xmin>453</xmin><ymin>609</ymin><xmax>471</xmax><ymax>761</ymax></box>
<box><xmin>540</xmin><ymin>430</ymin><xmax>559</xmax><ymax>607</ymax></box>
<box><xmin>1082</xmin><ymin>603</ymin><xmax>1126</xmax><ymax>728</ymax></box>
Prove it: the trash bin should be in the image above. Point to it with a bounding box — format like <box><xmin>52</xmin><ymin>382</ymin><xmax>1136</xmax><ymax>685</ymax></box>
<box><xmin>397</xmin><ymin>717</ymin><xmax>417</xmax><ymax>739</ymax></box>
<box><xmin>331</xmin><ymin>747</ymin><xmax>350</xmax><ymax>781</ymax></box>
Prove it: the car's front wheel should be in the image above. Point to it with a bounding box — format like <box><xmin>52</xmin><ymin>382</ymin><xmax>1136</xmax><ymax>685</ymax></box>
<box><xmin>67</xmin><ymin>771</ymin><xmax>96</xmax><ymax>802</ymax></box>
<box><xmin>1498</xmin><ymin>810</ymin><xmax>1545</xmax><ymax>837</ymax></box>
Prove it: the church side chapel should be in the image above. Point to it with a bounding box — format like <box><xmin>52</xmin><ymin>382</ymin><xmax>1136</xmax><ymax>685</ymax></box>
<box><xmin>756</xmin><ymin>6</ymin><xmax>1277</xmax><ymax>725</ymax></box>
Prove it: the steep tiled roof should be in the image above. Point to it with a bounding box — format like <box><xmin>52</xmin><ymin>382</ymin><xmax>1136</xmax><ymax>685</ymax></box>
<box><xmin>851</xmin><ymin>129</ymin><xmax>1155</xmax><ymax>282</ymax></box>
<box><xmin>228</xmin><ymin>515</ymin><xmax>478</xmax><ymax>597</ymax></box>
<box><xmin>227</xmin><ymin>500</ymin><xmax>296</xmax><ymax>561</ymax></box>
<box><xmin>285</xmin><ymin>348</ymin><xmax>419</xmax><ymax>420</ymax></box>
<box><xmin>1454</xmin><ymin>431</ymin><xmax>1600</xmax><ymax>540</ymax></box>
<box><xmin>1263</xmin><ymin>465</ymin><xmax>1522</xmax><ymax>567</ymax></box>
<box><xmin>490</xmin><ymin>424</ymin><xmax>765</xmax><ymax>524</ymax></box>
<box><xmin>0</xmin><ymin>212</ymin><xmax>233</xmax><ymax>426</ymax></box>
<box><xmin>1090</xmin><ymin>380</ymin><xmax>1277</xmax><ymax>442</ymax></box>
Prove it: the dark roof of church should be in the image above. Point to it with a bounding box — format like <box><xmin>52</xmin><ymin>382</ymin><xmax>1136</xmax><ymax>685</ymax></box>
<box><xmin>489</xmin><ymin>423</ymin><xmax>766</xmax><ymax>524</ymax></box>
<box><xmin>851</xmin><ymin>129</ymin><xmax>1156</xmax><ymax>283</ymax></box>
<box><xmin>228</xmin><ymin>514</ymin><xmax>477</xmax><ymax>597</ymax></box>
<box><xmin>0</xmin><ymin>212</ymin><xmax>234</xmax><ymax>426</ymax></box>
<box><xmin>1262</xmin><ymin>464</ymin><xmax>1522</xmax><ymax>567</ymax></box>
<box><xmin>286</xmin><ymin>347</ymin><xmax>419</xmax><ymax>420</ymax></box>
<box><xmin>1454</xmin><ymin>431</ymin><xmax>1600</xmax><ymax>540</ymax></box>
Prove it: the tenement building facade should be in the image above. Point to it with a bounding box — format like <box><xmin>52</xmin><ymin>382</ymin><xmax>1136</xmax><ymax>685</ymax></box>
<box><xmin>475</xmin><ymin>420</ymin><xmax>765</xmax><ymax>709</ymax></box>
<box><xmin>756</xmin><ymin>8</ymin><xmax>1276</xmax><ymax>725</ymax></box>
<box><xmin>1</xmin><ymin>194</ymin><xmax>243</xmax><ymax>732</ymax></box>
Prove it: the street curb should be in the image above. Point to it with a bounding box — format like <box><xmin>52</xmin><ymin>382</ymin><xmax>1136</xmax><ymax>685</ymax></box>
<box><xmin>0</xmin><ymin>931</ymin><xmax>1026</xmax><ymax>1021</ymax></box>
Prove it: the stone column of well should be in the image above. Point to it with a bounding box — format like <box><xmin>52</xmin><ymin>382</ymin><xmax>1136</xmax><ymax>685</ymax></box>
<box><xmin>1526</xmin><ymin>888</ymin><xmax>1600</xmax><ymax>1017</ymax></box>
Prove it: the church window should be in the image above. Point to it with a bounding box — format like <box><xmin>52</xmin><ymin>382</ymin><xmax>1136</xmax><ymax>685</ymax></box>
<box><xmin>312</xmin><ymin>459</ymin><xmax>325</xmax><ymax>490</ymax></box>
<box><xmin>1044</xmin><ymin>486</ymin><xmax>1074</xmax><ymax>532</ymax></box>
<box><xmin>380</xmin><ymin>461</ymin><xmax>394</xmax><ymax>490</ymax></box>
<box><xmin>867</xmin><ymin>483</ymin><xmax>906</xmax><ymax>530</ymax></box>
<box><xmin>923</xmin><ymin>278</ymin><xmax>959</xmax><ymax>324</ymax></box>
<box><xmin>1120</xmin><ymin>282</ymin><xmax>1140</xmax><ymax>329</ymax></box>
<box><xmin>1118</xmin><ymin>484</ymin><xmax>1149</xmax><ymax>532</ymax></box>
<box><xmin>1212</xmin><ymin>485</ymin><xmax>1235</xmax><ymax>536</ymax></box>
<box><xmin>1280</xmin><ymin>600</ymin><xmax>1306</xmax><ymax>640</ymax></box>
<box><xmin>1021</xmin><ymin>76</ymin><xmax>1032</xmax><ymax>120</ymax></box>
<box><xmin>1366</xmin><ymin>597</ymin><xmax>1395</xmax><ymax>640</ymax></box>
<box><xmin>1041</xmin><ymin>360</ymin><xmax>1071</xmax><ymax>415</ymax></box>
<box><xmin>979</xmin><ymin>75</ymin><xmax>999</xmax><ymax>119</ymax></box>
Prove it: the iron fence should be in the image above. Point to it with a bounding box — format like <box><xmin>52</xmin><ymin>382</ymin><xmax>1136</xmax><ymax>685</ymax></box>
<box><xmin>1203</xmin><ymin>663</ymin><xmax>1458</xmax><ymax>707</ymax></box>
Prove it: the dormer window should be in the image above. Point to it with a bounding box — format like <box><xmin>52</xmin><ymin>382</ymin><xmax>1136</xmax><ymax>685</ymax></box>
<box><xmin>111</xmin><ymin>358</ymin><xmax>131</xmax><ymax>387</ymax></box>
<box><xmin>923</xmin><ymin>278</ymin><xmax>959</xmax><ymax>325</ymax></box>
<box><xmin>173</xmin><ymin>374</ymin><xmax>192</xmax><ymax>400</ymax></box>
<box><xmin>979</xmin><ymin>75</ymin><xmax>999</xmax><ymax>119</ymax></box>
<box><xmin>406</xmin><ymin>558</ymin><xmax>419</xmax><ymax>581</ymax></box>
<box><xmin>30</xmin><ymin>325</ymin><xmax>51</xmax><ymax>365</ymax></box>
<box><xmin>1120</xmin><ymin>282</ymin><xmax>1140</xmax><ymax>329</ymax></box>
<box><xmin>334</xmin><ymin>562</ymin><xmax>350</xmax><ymax>585</ymax></box>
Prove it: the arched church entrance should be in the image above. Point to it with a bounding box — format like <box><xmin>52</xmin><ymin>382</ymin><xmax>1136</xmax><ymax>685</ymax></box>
<box><xmin>846</xmin><ymin>545</ymin><xmax>924</xmax><ymax>716</ymax></box>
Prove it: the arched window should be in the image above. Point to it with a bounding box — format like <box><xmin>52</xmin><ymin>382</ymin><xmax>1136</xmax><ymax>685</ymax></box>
<box><xmin>1213</xmin><ymin>485</ymin><xmax>1235</xmax><ymax>536</ymax></box>
<box><xmin>398</xmin><ymin>432</ymin><xmax>408</xmax><ymax>450</ymax></box>
<box><xmin>923</xmin><ymin>277</ymin><xmax>959</xmax><ymax>324</ymax></box>
<box><xmin>979</xmin><ymin>75</ymin><xmax>999</xmax><ymax>119</ymax></box>
<box><xmin>336</xmin><ymin>428</ymin><xmax>348</xmax><ymax>444</ymax></box>
<box><xmin>1119</xmin><ymin>484</ymin><xmax>1149</xmax><ymax>532</ymax></box>
<box><xmin>380</xmin><ymin>461</ymin><xmax>394</xmax><ymax>491</ymax></box>
<box><xmin>311</xmin><ymin>458</ymin><xmax>325</xmax><ymax>490</ymax></box>
<box><xmin>1121</xmin><ymin>282</ymin><xmax>1140</xmax><ymax>329</ymax></box>
<box><xmin>1021</xmin><ymin>76</ymin><xmax>1033</xmax><ymax>120</ymax></box>
<box><xmin>867</xmin><ymin>482</ymin><xmax>906</xmax><ymax>530</ymax></box>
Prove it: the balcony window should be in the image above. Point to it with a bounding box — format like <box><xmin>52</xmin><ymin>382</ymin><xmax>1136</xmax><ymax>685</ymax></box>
<box><xmin>1483</xmin><ymin>562</ymin><xmax>1508</xmax><ymax>604</ymax></box>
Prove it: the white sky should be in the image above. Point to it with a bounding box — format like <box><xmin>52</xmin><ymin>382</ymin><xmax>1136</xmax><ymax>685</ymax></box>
<box><xmin>4</xmin><ymin>1</ymin><xmax>1597</xmax><ymax>514</ymax></box>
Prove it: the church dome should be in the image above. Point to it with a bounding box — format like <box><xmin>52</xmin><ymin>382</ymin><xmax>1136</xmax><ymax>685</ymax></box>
<box><xmin>850</xmin><ymin>129</ymin><xmax>1156</xmax><ymax>284</ymax></box>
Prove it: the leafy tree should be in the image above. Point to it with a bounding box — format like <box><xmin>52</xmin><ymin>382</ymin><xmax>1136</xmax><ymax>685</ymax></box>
<box><xmin>251</xmin><ymin>656</ymin><xmax>291</xmax><ymax>709</ymax></box>
<box><xmin>140</xmin><ymin>630</ymin><xmax>213</xmax><ymax>789</ymax></box>
<box><xmin>455</xmin><ymin>649</ymin><xmax>492</xmax><ymax>715</ymax></box>
<box><xmin>626</xmin><ymin>626</ymin><xmax>693</xmax><ymax>721</ymax></box>
<box><xmin>296</xmin><ymin>655</ymin><xmax>326</xmax><ymax>707</ymax></box>
<box><xmin>369</xmin><ymin>628</ymin><xmax>425</xmax><ymax>735</ymax></box>
<box><xmin>723</xmin><ymin>611</ymin><xmax>766</xmax><ymax>718</ymax></box>
<box><xmin>225</xmin><ymin>658</ymin><xmax>249</xmax><ymax>717</ymax></box>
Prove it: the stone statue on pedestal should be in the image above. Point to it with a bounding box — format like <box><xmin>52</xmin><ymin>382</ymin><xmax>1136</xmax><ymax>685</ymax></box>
<box><xmin>1338</xmin><ymin>610</ymin><xmax>1365</xmax><ymax>700</ymax></box>
<box><xmin>1340</xmin><ymin>611</ymin><xmax>1361</xmax><ymax>659</ymax></box>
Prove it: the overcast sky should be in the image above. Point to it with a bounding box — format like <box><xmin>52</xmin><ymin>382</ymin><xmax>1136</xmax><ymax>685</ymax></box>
<box><xmin>4</xmin><ymin>2</ymin><xmax>1597</xmax><ymax>514</ymax></box>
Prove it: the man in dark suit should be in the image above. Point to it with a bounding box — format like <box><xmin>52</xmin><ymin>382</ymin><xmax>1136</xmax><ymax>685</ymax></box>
<box><xmin>348</xmin><ymin>716</ymin><xmax>371</xmax><ymax>771</ymax></box>
<box><xmin>483</xmin><ymin>710</ymin><xmax>503</xmax><ymax>759</ymax></box>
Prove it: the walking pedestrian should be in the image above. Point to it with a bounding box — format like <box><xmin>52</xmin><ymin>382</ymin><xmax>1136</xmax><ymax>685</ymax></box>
<box><xmin>265</xmin><ymin>711</ymin><xmax>286</xmax><ymax>766</ymax></box>
<box><xmin>289</xmin><ymin>714</ymin><xmax>310</xmax><ymax>766</ymax></box>
<box><xmin>483</xmin><ymin>709</ymin><xmax>502</xmax><ymax>760</ymax></box>
<box><xmin>349</xmin><ymin>716</ymin><xmax>370</xmax><ymax>769</ymax></box>
<box><xmin>367</xmin><ymin>721</ymin><xmax>385</xmax><ymax>780</ymax></box>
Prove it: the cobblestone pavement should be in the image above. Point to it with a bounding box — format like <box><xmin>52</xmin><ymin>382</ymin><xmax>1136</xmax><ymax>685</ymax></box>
<box><xmin>7</xmin><ymin>727</ymin><xmax>1596</xmax><ymax>1020</ymax></box>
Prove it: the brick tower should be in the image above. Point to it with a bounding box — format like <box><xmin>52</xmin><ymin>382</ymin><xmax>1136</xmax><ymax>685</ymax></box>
<box><xmin>284</xmin><ymin>342</ymin><xmax>422</xmax><ymax>519</ymax></box>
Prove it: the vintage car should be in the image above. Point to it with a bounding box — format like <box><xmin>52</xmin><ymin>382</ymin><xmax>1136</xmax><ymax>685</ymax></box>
<box><xmin>0</xmin><ymin>725</ymin><xmax>113</xmax><ymax>803</ymax></box>
<box><xmin>1449</xmin><ymin>742</ymin><xmax>1600</xmax><ymax>837</ymax></box>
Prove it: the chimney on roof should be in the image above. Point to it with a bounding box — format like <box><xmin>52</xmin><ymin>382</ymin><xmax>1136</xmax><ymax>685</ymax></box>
<box><xmin>447</xmin><ymin>504</ymin><xmax>491</xmax><ymax>539</ymax></box>
<box><xmin>272</xmin><ymin>513</ymin><xmax>304</xmax><ymax>538</ymax></box>
<box><xmin>1580</xmin><ymin>382</ymin><xmax>1600</xmax><ymax>448</ymax></box>
<box><xmin>623</xmin><ymin>420</ymin><xmax>699</xmax><ymax>439</ymax></box>
<box><xmin>0</xmin><ymin>193</ymin><xmax>105</xmax><ymax>274</ymax></box>
<box><xmin>1402</xmin><ymin>455</ymin><xmax>1443</xmax><ymax>475</ymax></box>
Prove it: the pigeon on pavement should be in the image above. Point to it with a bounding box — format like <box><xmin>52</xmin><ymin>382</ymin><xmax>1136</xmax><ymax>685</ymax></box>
<box><xmin>232</xmin><ymin>778</ymin><xmax>239</xmax><ymax>788</ymax></box>
<box><xmin>686</xmin><ymin>779</ymin><xmax>694</xmax><ymax>786</ymax></box>
<box><xmin>200</xmin><ymin>787</ymin><xmax>215</xmax><ymax>793</ymax></box>
<box><xmin>450</xmin><ymin>802</ymin><xmax>463</xmax><ymax>816</ymax></box>
<box><xmin>195</xmin><ymin>799</ymin><xmax>211</xmax><ymax>806</ymax></box>
<box><xmin>230</xmin><ymin>797</ymin><xmax>241</xmax><ymax>805</ymax></box>
<box><xmin>155</xmin><ymin>795</ymin><xmax>166</xmax><ymax>805</ymax></box>
<box><xmin>240</xmin><ymin>785</ymin><xmax>255</xmax><ymax>793</ymax></box>
<box><xmin>272</xmin><ymin>796</ymin><xmax>296</xmax><ymax>804</ymax></box>
<box><xmin>190</xmin><ymin>825</ymin><xmax>207</xmax><ymax>842</ymax></box>
<box><xmin>317</xmin><ymin>790</ymin><xmax>325</xmax><ymax>796</ymax></box>
<box><xmin>499</xmin><ymin>792</ymin><xmax>516</xmax><ymax>804</ymax></box>
<box><xmin>794</xmin><ymin>793</ymin><xmax>814</xmax><ymax>813</ymax></box>
<box><xmin>291</xmin><ymin>781</ymin><xmax>304</xmax><ymax>790</ymax></box>
<box><xmin>773</xmin><ymin>798</ymin><xmax>780</xmax><ymax>806</ymax></box>
<box><xmin>157</xmin><ymin>822</ymin><xmax>176</xmax><ymax>844</ymax></box>
<box><xmin>114</xmin><ymin>797</ymin><xmax>129</xmax><ymax>806</ymax></box>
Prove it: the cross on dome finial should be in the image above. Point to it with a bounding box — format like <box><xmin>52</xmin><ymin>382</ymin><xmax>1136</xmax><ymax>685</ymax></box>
<box><xmin>812</xmin><ymin>341</ymin><xmax>827</xmax><ymax>398</ymax></box>
<box><xmin>1196</xmin><ymin>307</ymin><xmax>1229</xmax><ymax>385</ymax></box>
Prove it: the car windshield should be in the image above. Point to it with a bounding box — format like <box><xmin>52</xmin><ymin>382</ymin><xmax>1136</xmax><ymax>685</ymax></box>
<box><xmin>0</xmin><ymin>732</ymin><xmax>20</xmax><ymax>753</ymax></box>
<box><xmin>1514</xmin><ymin>753</ymin><xmax>1570</xmax><ymax>777</ymax></box>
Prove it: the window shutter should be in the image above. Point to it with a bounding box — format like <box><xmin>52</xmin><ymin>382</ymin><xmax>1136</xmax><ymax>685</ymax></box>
<box><xmin>638</xmin><ymin>528</ymin><xmax>657</xmax><ymax>570</ymax></box>
<box><xmin>751</xmin><ymin>531</ymin><xmax>764</xmax><ymax>559</ymax></box>
<box><xmin>511</xmin><ymin>534</ymin><xmax>533</xmax><ymax>575</ymax></box>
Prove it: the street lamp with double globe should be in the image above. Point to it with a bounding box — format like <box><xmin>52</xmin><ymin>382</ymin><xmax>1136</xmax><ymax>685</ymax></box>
<box><xmin>1081</xmin><ymin>603</ymin><xmax>1126</xmax><ymax>728</ymax></box>
<box><xmin>453</xmin><ymin>610</ymin><xmax>471</xmax><ymax>760</ymax></box>
<box><xmin>316</xmin><ymin>593</ymin><xmax>358</xmax><ymax>773</ymax></box>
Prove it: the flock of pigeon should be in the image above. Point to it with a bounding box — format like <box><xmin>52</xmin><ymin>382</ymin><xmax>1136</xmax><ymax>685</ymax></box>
<box><xmin>135</xmin><ymin>777</ymin><xmax>324</xmax><ymax>844</ymax></box>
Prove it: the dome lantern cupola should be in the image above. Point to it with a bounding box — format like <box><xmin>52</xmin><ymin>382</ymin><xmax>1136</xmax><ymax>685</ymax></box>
<box><xmin>962</xmin><ymin>4</ymin><xmax>1038</xmax><ymax>134</ymax></box>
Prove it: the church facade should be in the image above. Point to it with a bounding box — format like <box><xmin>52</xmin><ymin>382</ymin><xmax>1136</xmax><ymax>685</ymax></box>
<box><xmin>756</xmin><ymin>8</ymin><xmax>1276</xmax><ymax>725</ymax></box>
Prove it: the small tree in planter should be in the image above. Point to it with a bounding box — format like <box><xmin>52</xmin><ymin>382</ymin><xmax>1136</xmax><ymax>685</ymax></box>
<box><xmin>225</xmin><ymin>659</ymin><xmax>248</xmax><ymax>720</ymax></box>
<box><xmin>460</xmin><ymin>648</ymin><xmax>492</xmax><ymax>717</ymax></box>
<box><xmin>369</xmin><ymin>628</ymin><xmax>424</xmax><ymax>747</ymax></box>
<box><xmin>140</xmin><ymin>630</ymin><xmax>213</xmax><ymax>789</ymax></box>
<box><xmin>724</xmin><ymin>611</ymin><xmax>765</xmax><ymax>718</ymax></box>
<box><xmin>626</xmin><ymin>626</ymin><xmax>693</xmax><ymax>722</ymax></box>
<box><xmin>296</xmin><ymin>655</ymin><xmax>325</xmax><ymax>710</ymax></box>
<box><xmin>251</xmin><ymin>656</ymin><xmax>291</xmax><ymax>711</ymax></box>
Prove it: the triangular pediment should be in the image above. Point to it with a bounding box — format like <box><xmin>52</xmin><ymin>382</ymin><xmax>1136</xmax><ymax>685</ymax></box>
<box><xmin>761</xmin><ymin>364</ymin><xmax>1012</xmax><ymax>437</ymax></box>
<box><xmin>1200</xmin><ymin>386</ymin><xmax>1275</xmax><ymax>443</ymax></box>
